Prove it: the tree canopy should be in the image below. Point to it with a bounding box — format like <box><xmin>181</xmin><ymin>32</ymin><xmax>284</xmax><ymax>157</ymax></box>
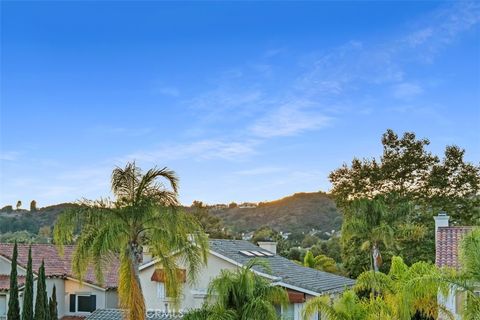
<box><xmin>329</xmin><ymin>129</ymin><xmax>480</xmax><ymax>224</ymax></box>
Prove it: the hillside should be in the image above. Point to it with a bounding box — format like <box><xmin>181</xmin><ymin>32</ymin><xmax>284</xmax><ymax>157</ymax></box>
<box><xmin>208</xmin><ymin>192</ymin><xmax>342</xmax><ymax>234</ymax></box>
<box><xmin>0</xmin><ymin>192</ymin><xmax>342</xmax><ymax>238</ymax></box>
<box><xmin>0</xmin><ymin>203</ymin><xmax>79</xmax><ymax>235</ymax></box>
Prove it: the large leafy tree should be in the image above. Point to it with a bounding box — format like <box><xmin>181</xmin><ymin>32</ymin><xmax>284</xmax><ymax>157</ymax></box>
<box><xmin>54</xmin><ymin>162</ymin><xmax>209</xmax><ymax>320</ymax></box>
<box><xmin>22</xmin><ymin>246</ymin><xmax>34</xmax><ymax>320</ymax></box>
<box><xmin>329</xmin><ymin>130</ymin><xmax>480</xmax><ymax>276</ymax></box>
<box><xmin>183</xmin><ymin>259</ymin><xmax>288</xmax><ymax>320</ymax></box>
<box><xmin>190</xmin><ymin>201</ymin><xmax>230</xmax><ymax>239</ymax></box>
<box><xmin>329</xmin><ymin>129</ymin><xmax>480</xmax><ymax>224</ymax></box>
<box><xmin>7</xmin><ymin>242</ymin><xmax>20</xmax><ymax>320</ymax></box>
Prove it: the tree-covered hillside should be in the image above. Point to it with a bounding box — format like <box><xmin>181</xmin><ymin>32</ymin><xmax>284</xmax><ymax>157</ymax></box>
<box><xmin>208</xmin><ymin>192</ymin><xmax>341</xmax><ymax>234</ymax></box>
<box><xmin>0</xmin><ymin>203</ymin><xmax>80</xmax><ymax>242</ymax></box>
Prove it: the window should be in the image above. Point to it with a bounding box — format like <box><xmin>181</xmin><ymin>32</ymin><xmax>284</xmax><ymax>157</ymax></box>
<box><xmin>69</xmin><ymin>294</ymin><xmax>96</xmax><ymax>313</ymax></box>
<box><xmin>282</xmin><ymin>304</ymin><xmax>294</xmax><ymax>320</ymax></box>
<box><xmin>0</xmin><ymin>295</ymin><xmax>6</xmax><ymax>316</ymax></box>
<box><xmin>157</xmin><ymin>282</ymin><xmax>165</xmax><ymax>299</ymax></box>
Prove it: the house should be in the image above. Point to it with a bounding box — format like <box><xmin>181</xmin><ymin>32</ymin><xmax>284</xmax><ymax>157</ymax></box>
<box><xmin>0</xmin><ymin>244</ymin><xmax>119</xmax><ymax>319</ymax></box>
<box><xmin>434</xmin><ymin>212</ymin><xmax>475</xmax><ymax>320</ymax></box>
<box><xmin>1</xmin><ymin>240</ymin><xmax>355</xmax><ymax>320</ymax></box>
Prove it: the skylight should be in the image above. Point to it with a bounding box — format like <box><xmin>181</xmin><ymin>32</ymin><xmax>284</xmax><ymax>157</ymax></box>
<box><xmin>239</xmin><ymin>250</ymin><xmax>274</xmax><ymax>257</ymax></box>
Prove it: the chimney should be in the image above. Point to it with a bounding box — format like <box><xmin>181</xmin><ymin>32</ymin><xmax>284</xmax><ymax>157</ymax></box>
<box><xmin>258</xmin><ymin>241</ymin><xmax>277</xmax><ymax>255</ymax></box>
<box><xmin>434</xmin><ymin>211</ymin><xmax>450</xmax><ymax>246</ymax></box>
<box><xmin>142</xmin><ymin>246</ymin><xmax>153</xmax><ymax>264</ymax></box>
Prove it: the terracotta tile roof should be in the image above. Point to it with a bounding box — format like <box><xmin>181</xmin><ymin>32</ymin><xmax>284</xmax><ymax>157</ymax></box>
<box><xmin>0</xmin><ymin>274</ymin><xmax>26</xmax><ymax>291</ymax></box>
<box><xmin>435</xmin><ymin>226</ymin><xmax>473</xmax><ymax>269</ymax></box>
<box><xmin>0</xmin><ymin>243</ymin><xmax>119</xmax><ymax>289</ymax></box>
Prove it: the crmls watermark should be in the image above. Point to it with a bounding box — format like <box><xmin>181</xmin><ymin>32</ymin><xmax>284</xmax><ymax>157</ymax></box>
<box><xmin>146</xmin><ymin>309</ymin><xmax>185</xmax><ymax>318</ymax></box>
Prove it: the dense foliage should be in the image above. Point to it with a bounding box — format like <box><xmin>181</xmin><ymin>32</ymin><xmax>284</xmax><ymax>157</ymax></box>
<box><xmin>453</xmin><ymin>228</ymin><xmax>480</xmax><ymax>319</ymax></box>
<box><xmin>330</xmin><ymin>129</ymin><xmax>480</xmax><ymax>277</ymax></box>
<box><xmin>303</xmin><ymin>256</ymin><xmax>450</xmax><ymax>320</ymax></box>
<box><xmin>330</xmin><ymin>129</ymin><xmax>480</xmax><ymax>224</ymax></box>
<box><xmin>189</xmin><ymin>201</ymin><xmax>231</xmax><ymax>238</ymax></box>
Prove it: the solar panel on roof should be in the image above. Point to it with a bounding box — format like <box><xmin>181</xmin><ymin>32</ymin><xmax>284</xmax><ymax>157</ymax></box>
<box><xmin>261</xmin><ymin>251</ymin><xmax>274</xmax><ymax>256</ymax></box>
<box><xmin>251</xmin><ymin>251</ymin><xmax>265</xmax><ymax>256</ymax></box>
<box><xmin>239</xmin><ymin>250</ymin><xmax>255</xmax><ymax>257</ymax></box>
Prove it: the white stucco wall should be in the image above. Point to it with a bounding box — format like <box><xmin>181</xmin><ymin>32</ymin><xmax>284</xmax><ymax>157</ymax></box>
<box><xmin>140</xmin><ymin>252</ymin><xmax>237</xmax><ymax>313</ymax></box>
<box><xmin>62</xmin><ymin>278</ymin><xmax>108</xmax><ymax>317</ymax></box>
<box><xmin>139</xmin><ymin>251</ymin><xmax>320</xmax><ymax>320</ymax></box>
<box><xmin>438</xmin><ymin>288</ymin><xmax>461</xmax><ymax>320</ymax></box>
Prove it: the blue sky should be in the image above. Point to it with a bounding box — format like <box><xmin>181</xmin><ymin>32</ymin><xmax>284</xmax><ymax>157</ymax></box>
<box><xmin>1</xmin><ymin>1</ymin><xmax>479</xmax><ymax>207</ymax></box>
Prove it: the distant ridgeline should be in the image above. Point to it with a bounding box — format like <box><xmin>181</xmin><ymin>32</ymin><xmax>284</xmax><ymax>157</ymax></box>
<box><xmin>0</xmin><ymin>192</ymin><xmax>342</xmax><ymax>241</ymax></box>
<box><xmin>0</xmin><ymin>203</ymin><xmax>80</xmax><ymax>242</ymax></box>
<box><xmin>204</xmin><ymin>192</ymin><xmax>342</xmax><ymax>234</ymax></box>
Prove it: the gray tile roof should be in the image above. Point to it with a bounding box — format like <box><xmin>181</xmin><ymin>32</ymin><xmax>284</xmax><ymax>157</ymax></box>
<box><xmin>209</xmin><ymin>239</ymin><xmax>355</xmax><ymax>295</ymax></box>
<box><xmin>86</xmin><ymin>309</ymin><xmax>183</xmax><ymax>319</ymax></box>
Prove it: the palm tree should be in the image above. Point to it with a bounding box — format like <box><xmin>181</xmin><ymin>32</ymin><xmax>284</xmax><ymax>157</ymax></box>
<box><xmin>303</xmin><ymin>256</ymin><xmax>453</xmax><ymax>320</ymax></box>
<box><xmin>183</xmin><ymin>259</ymin><xmax>289</xmax><ymax>320</ymax></box>
<box><xmin>302</xmin><ymin>290</ymin><xmax>373</xmax><ymax>320</ymax></box>
<box><xmin>343</xmin><ymin>199</ymin><xmax>393</xmax><ymax>273</ymax></box>
<box><xmin>354</xmin><ymin>256</ymin><xmax>452</xmax><ymax>320</ymax></box>
<box><xmin>303</xmin><ymin>251</ymin><xmax>338</xmax><ymax>273</ymax></box>
<box><xmin>342</xmin><ymin>198</ymin><xmax>425</xmax><ymax>273</ymax></box>
<box><xmin>54</xmin><ymin>162</ymin><xmax>209</xmax><ymax>320</ymax></box>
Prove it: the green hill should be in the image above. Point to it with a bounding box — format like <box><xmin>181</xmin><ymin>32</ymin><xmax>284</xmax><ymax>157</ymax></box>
<box><xmin>0</xmin><ymin>203</ymin><xmax>79</xmax><ymax>235</ymax></box>
<box><xmin>208</xmin><ymin>192</ymin><xmax>342</xmax><ymax>234</ymax></box>
<box><xmin>0</xmin><ymin>192</ymin><xmax>342</xmax><ymax>240</ymax></box>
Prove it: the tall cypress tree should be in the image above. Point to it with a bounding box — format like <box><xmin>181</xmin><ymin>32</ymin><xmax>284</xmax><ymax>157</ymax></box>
<box><xmin>34</xmin><ymin>260</ymin><xmax>49</xmax><ymax>320</ymax></box>
<box><xmin>7</xmin><ymin>242</ymin><xmax>20</xmax><ymax>320</ymax></box>
<box><xmin>22</xmin><ymin>246</ymin><xmax>34</xmax><ymax>320</ymax></box>
<box><xmin>48</xmin><ymin>285</ymin><xmax>58</xmax><ymax>320</ymax></box>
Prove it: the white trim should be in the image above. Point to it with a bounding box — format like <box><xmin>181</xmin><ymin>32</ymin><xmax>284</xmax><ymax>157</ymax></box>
<box><xmin>66</xmin><ymin>277</ymin><xmax>107</xmax><ymax>292</ymax></box>
<box><xmin>139</xmin><ymin>259</ymin><xmax>157</xmax><ymax>271</ymax></box>
<box><xmin>75</xmin><ymin>293</ymin><xmax>96</xmax><ymax>314</ymax></box>
<box><xmin>271</xmin><ymin>281</ymin><xmax>320</xmax><ymax>297</ymax></box>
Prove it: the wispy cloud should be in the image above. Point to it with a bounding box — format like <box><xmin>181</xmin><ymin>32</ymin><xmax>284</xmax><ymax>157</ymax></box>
<box><xmin>157</xmin><ymin>86</ymin><xmax>180</xmax><ymax>97</ymax></box>
<box><xmin>392</xmin><ymin>82</ymin><xmax>424</xmax><ymax>100</ymax></box>
<box><xmin>172</xmin><ymin>1</ymin><xmax>478</xmax><ymax>160</ymax></box>
<box><xmin>86</xmin><ymin>125</ymin><xmax>153</xmax><ymax>137</ymax></box>
<box><xmin>0</xmin><ymin>151</ymin><xmax>20</xmax><ymax>161</ymax></box>
<box><xmin>123</xmin><ymin>139</ymin><xmax>259</xmax><ymax>163</ymax></box>
<box><xmin>234</xmin><ymin>166</ymin><xmax>284</xmax><ymax>176</ymax></box>
<box><xmin>250</xmin><ymin>101</ymin><xmax>331</xmax><ymax>138</ymax></box>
